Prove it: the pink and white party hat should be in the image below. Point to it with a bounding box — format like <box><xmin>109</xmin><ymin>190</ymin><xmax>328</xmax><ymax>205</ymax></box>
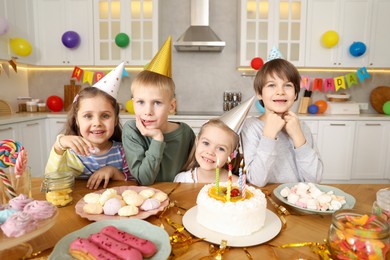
<box><xmin>92</xmin><ymin>62</ymin><xmax>125</xmax><ymax>99</ymax></box>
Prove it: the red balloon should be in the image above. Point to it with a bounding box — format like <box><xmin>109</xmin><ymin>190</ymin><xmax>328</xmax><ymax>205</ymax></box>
<box><xmin>314</xmin><ymin>100</ymin><xmax>328</xmax><ymax>114</ymax></box>
<box><xmin>251</xmin><ymin>57</ymin><xmax>264</xmax><ymax>70</ymax></box>
<box><xmin>46</xmin><ymin>95</ymin><xmax>64</xmax><ymax>112</ymax></box>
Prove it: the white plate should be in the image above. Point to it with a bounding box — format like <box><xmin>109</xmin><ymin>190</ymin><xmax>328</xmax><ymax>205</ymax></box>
<box><xmin>182</xmin><ymin>206</ymin><xmax>281</xmax><ymax>247</ymax></box>
<box><xmin>49</xmin><ymin>219</ymin><xmax>171</xmax><ymax>260</ymax></box>
<box><xmin>75</xmin><ymin>186</ymin><xmax>169</xmax><ymax>221</ymax></box>
<box><xmin>273</xmin><ymin>183</ymin><xmax>356</xmax><ymax>215</ymax></box>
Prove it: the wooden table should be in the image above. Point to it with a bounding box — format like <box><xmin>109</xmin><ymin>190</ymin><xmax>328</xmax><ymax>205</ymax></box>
<box><xmin>1</xmin><ymin>180</ymin><xmax>389</xmax><ymax>259</ymax></box>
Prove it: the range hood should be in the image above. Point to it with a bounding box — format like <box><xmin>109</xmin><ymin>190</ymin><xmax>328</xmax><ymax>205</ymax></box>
<box><xmin>174</xmin><ymin>0</ymin><xmax>226</xmax><ymax>52</ymax></box>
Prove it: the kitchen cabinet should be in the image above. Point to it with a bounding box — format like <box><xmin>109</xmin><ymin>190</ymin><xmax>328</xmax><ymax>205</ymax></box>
<box><xmin>302</xmin><ymin>120</ymin><xmax>318</xmax><ymax>145</ymax></box>
<box><xmin>305</xmin><ymin>0</ymin><xmax>390</xmax><ymax>68</ymax></box>
<box><xmin>93</xmin><ymin>0</ymin><xmax>158</xmax><ymax>66</ymax></box>
<box><xmin>239</xmin><ymin>0</ymin><xmax>307</xmax><ymax>67</ymax></box>
<box><xmin>317</xmin><ymin>121</ymin><xmax>355</xmax><ymax>181</ymax></box>
<box><xmin>351</xmin><ymin>121</ymin><xmax>390</xmax><ymax>180</ymax></box>
<box><xmin>46</xmin><ymin>118</ymin><xmax>67</xmax><ymax>155</ymax></box>
<box><xmin>34</xmin><ymin>0</ymin><xmax>94</xmax><ymax>65</ymax></box>
<box><xmin>0</xmin><ymin>0</ymin><xmax>36</xmax><ymax>64</ymax></box>
<box><xmin>0</xmin><ymin>119</ymin><xmax>47</xmax><ymax>177</ymax></box>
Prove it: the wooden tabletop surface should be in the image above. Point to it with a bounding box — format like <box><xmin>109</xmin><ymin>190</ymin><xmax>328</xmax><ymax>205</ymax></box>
<box><xmin>1</xmin><ymin>179</ymin><xmax>389</xmax><ymax>259</ymax></box>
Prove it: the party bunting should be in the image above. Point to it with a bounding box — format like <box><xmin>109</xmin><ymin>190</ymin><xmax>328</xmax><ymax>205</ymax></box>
<box><xmin>300</xmin><ymin>67</ymin><xmax>370</xmax><ymax>92</ymax></box>
<box><xmin>71</xmin><ymin>65</ymin><xmax>129</xmax><ymax>86</ymax></box>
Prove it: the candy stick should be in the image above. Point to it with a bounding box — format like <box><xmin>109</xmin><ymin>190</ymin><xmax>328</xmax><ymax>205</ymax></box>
<box><xmin>0</xmin><ymin>169</ymin><xmax>17</xmax><ymax>198</ymax></box>
<box><xmin>15</xmin><ymin>149</ymin><xmax>28</xmax><ymax>178</ymax></box>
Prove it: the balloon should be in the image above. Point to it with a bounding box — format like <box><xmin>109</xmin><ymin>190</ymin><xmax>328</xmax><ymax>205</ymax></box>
<box><xmin>46</xmin><ymin>96</ymin><xmax>64</xmax><ymax>112</ymax></box>
<box><xmin>10</xmin><ymin>38</ymin><xmax>32</xmax><ymax>56</ymax></box>
<box><xmin>255</xmin><ymin>100</ymin><xmax>265</xmax><ymax>113</ymax></box>
<box><xmin>115</xmin><ymin>33</ymin><xmax>130</xmax><ymax>48</ymax></box>
<box><xmin>349</xmin><ymin>42</ymin><xmax>366</xmax><ymax>57</ymax></box>
<box><xmin>0</xmin><ymin>17</ymin><xmax>9</xmax><ymax>36</ymax></box>
<box><xmin>61</xmin><ymin>31</ymin><xmax>80</xmax><ymax>48</ymax></box>
<box><xmin>126</xmin><ymin>100</ymin><xmax>135</xmax><ymax>114</ymax></box>
<box><xmin>314</xmin><ymin>100</ymin><xmax>328</xmax><ymax>114</ymax></box>
<box><xmin>383</xmin><ymin>101</ymin><xmax>390</xmax><ymax>115</ymax></box>
<box><xmin>308</xmin><ymin>104</ymin><xmax>319</xmax><ymax>114</ymax></box>
<box><xmin>251</xmin><ymin>57</ymin><xmax>264</xmax><ymax>70</ymax></box>
<box><xmin>321</xmin><ymin>30</ymin><xmax>339</xmax><ymax>48</ymax></box>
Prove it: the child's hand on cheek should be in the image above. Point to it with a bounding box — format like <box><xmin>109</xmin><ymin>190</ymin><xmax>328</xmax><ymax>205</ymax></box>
<box><xmin>135</xmin><ymin>115</ymin><xmax>164</xmax><ymax>142</ymax></box>
<box><xmin>283</xmin><ymin>111</ymin><xmax>305</xmax><ymax>148</ymax></box>
<box><xmin>263</xmin><ymin>111</ymin><xmax>286</xmax><ymax>139</ymax></box>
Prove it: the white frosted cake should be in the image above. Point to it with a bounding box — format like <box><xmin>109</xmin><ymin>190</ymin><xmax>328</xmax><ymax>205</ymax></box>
<box><xmin>196</xmin><ymin>183</ymin><xmax>267</xmax><ymax>236</ymax></box>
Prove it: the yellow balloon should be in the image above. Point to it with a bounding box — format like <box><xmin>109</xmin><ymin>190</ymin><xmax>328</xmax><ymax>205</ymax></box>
<box><xmin>10</xmin><ymin>38</ymin><xmax>32</xmax><ymax>56</ymax></box>
<box><xmin>126</xmin><ymin>100</ymin><xmax>135</xmax><ymax>114</ymax></box>
<box><xmin>321</xmin><ymin>30</ymin><xmax>339</xmax><ymax>48</ymax></box>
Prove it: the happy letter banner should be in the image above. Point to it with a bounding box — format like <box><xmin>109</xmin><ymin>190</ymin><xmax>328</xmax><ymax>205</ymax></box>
<box><xmin>300</xmin><ymin>67</ymin><xmax>370</xmax><ymax>92</ymax></box>
<box><xmin>71</xmin><ymin>66</ymin><xmax>128</xmax><ymax>85</ymax></box>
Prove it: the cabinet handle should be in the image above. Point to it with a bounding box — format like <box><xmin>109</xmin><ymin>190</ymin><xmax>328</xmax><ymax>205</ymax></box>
<box><xmin>0</xmin><ymin>127</ymin><xmax>13</xmax><ymax>132</ymax></box>
<box><xmin>365</xmin><ymin>123</ymin><xmax>381</xmax><ymax>126</ymax></box>
<box><xmin>330</xmin><ymin>123</ymin><xmax>346</xmax><ymax>126</ymax></box>
<box><xmin>26</xmin><ymin>123</ymin><xmax>39</xmax><ymax>127</ymax></box>
<box><xmin>56</xmin><ymin>121</ymin><xmax>66</xmax><ymax>124</ymax></box>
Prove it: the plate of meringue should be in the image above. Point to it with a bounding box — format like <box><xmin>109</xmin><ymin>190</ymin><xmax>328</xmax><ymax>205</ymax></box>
<box><xmin>75</xmin><ymin>186</ymin><xmax>169</xmax><ymax>221</ymax></box>
<box><xmin>273</xmin><ymin>182</ymin><xmax>355</xmax><ymax>215</ymax></box>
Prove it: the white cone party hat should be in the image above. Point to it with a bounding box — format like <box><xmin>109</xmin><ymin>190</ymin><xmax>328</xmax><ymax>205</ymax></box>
<box><xmin>267</xmin><ymin>46</ymin><xmax>283</xmax><ymax>61</ymax></box>
<box><xmin>219</xmin><ymin>96</ymin><xmax>256</xmax><ymax>134</ymax></box>
<box><xmin>93</xmin><ymin>62</ymin><xmax>125</xmax><ymax>99</ymax></box>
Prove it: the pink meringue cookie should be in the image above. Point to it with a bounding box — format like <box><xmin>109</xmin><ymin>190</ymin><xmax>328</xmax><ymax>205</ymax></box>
<box><xmin>103</xmin><ymin>198</ymin><xmax>122</xmax><ymax>216</ymax></box>
<box><xmin>8</xmin><ymin>194</ymin><xmax>34</xmax><ymax>211</ymax></box>
<box><xmin>23</xmin><ymin>200</ymin><xmax>57</xmax><ymax>220</ymax></box>
<box><xmin>1</xmin><ymin>211</ymin><xmax>37</xmax><ymax>237</ymax></box>
<box><xmin>140</xmin><ymin>198</ymin><xmax>161</xmax><ymax>211</ymax></box>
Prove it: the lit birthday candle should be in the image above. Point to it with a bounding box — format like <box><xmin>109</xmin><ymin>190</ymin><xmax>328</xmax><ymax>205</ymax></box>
<box><xmin>215</xmin><ymin>158</ymin><xmax>220</xmax><ymax>194</ymax></box>
<box><xmin>242</xmin><ymin>166</ymin><xmax>247</xmax><ymax>199</ymax></box>
<box><xmin>238</xmin><ymin>159</ymin><xmax>244</xmax><ymax>192</ymax></box>
<box><xmin>226</xmin><ymin>156</ymin><xmax>232</xmax><ymax>202</ymax></box>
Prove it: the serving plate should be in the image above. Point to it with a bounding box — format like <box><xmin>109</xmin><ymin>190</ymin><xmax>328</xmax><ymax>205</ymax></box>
<box><xmin>183</xmin><ymin>206</ymin><xmax>281</xmax><ymax>247</ymax></box>
<box><xmin>273</xmin><ymin>183</ymin><xmax>356</xmax><ymax>215</ymax></box>
<box><xmin>49</xmin><ymin>219</ymin><xmax>171</xmax><ymax>260</ymax></box>
<box><xmin>75</xmin><ymin>186</ymin><xmax>169</xmax><ymax>221</ymax></box>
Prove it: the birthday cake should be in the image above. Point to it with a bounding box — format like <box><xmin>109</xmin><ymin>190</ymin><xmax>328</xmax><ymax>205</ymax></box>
<box><xmin>196</xmin><ymin>182</ymin><xmax>267</xmax><ymax>236</ymax></box>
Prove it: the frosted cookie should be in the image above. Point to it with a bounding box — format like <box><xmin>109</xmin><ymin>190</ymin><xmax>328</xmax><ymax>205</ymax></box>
<box><xmin>118</xmin><ymin>205</ymin><xmax>139</xmax><ymax>217</ymax></box>
<box><xmin>8</xmin><ymin>194</ymin><xmax>33</xmax><ymax>211</ymax></box>
<box><xmin>103</xmin><ymin>198</ymin><xmax>122</xmax><ymax>216</ymax></box>
<box><xmin>1</xmin><ymin>211</ymin><xmax>37</xmax><ymax>237</ymax></box>
<box><xmin>123</xmin><ymin>193</ymin><xmax>144</xmax><ymax>207</ymax></box>
<box><xmin>69</xmin><ymin>237</ymin><xmax>118</xmax><ymax>260</ymax></box>
<box><xmin>139</xmin><ymin>189</ymin><xmax>155</xmax><ymax>199</ymax></box>
<box><xmin>152</xmin><ymin>191</ymin><xmax>168</xmax><ymax>202</ymax></box>
<box><xmin>122</xmin><ymin>189</ymin><xmax>137</xmax><ymax>197</ymax></box>
<box><xmin>23</xmin><ymin>200</ymin><xmax>56</xmax><ymax>220</ymax></box>
<box><xmin>140</xmin><ymin>198</ymin><xmax>161</xmax><ymax>211</ymax></box>
<box><xmin>99</xmin><ymin>188</ymin><xmax>118</xmax><ymax>205</ymax></box>
<box><xmin>83</xmin><ymin>193</ymin><xmax>101</xmax><ymax>204</ymax></box>
<box><xmin>83</xmin><ymin>203</ymin><xmax>103</xmax><ymax>215</ymax></box>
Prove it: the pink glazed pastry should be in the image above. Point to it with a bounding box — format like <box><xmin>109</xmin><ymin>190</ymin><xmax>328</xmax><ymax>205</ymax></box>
<box><xmin>23</xmin><ymin>200</ymin><xmax>56</xmax><ymax>220</ymax></box>
<box><xmin>1</xmin><ymin>211</ymin><xmax>37</xmax><ymax>237</ymax></box>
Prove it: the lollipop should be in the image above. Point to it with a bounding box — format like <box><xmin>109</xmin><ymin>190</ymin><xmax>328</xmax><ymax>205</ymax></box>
<box><xmin>15</xmin><ymin>149</ymin><xmax>28</xmax><ymax>178</ymax></box>
<box><xmin>0</xmin><ymin>169</ymin><xmax>17</xmax><ymax>198</ymax></box>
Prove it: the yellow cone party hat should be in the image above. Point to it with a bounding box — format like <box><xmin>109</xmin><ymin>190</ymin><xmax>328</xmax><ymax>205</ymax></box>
<box><xmin>93</xmin><ymin>62</ymin><xmax>125</xmax><ymax>99</ymax></box>
<box><xmin>219</xmin><ymin>96</ymin><xmax>256</xmax><ymax>134</ymax></box>
<box><xmin>145</xmin><ymin>36</ymin><xmax>172</xmax><ymax>78</ymax></box>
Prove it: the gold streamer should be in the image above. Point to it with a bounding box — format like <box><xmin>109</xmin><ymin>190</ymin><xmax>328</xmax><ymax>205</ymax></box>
<box><xmin>273</xmin><ymin>240</ymin><xmax>332</xmax><ymax>260</ymax></box>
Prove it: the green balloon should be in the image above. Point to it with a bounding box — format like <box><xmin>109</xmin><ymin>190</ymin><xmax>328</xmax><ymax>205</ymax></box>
<box><xmin>383</xmin><ymin>101</ymin><xmax>390</xmax><ymax>115</ymax></box>
<box><xmin>115</xmin><ymin>33</ymin><xmax>130</xmax><ymax>48</ymax></box>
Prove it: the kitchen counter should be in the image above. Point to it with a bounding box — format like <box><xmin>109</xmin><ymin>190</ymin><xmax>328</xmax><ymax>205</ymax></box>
<box><xmin>0</xmin><ymin>112</ymin><xmax>389</xmax><ymax>125</ymax></box>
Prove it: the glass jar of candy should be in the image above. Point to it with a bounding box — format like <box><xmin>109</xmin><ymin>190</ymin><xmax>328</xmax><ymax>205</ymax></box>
<box><xmin>328</xmin><ymin>209</ymin><xmax>389</xmax><ymax>260</ymax></box>
<box><xmin>372</xmin><ymin>188</ymin><xmax>390</xmax><ymax>224</ymax></box>
<box><xmin>41</xmin><ymin>172</ymin><xmax>75</xmax><ymax>207</ymax></box>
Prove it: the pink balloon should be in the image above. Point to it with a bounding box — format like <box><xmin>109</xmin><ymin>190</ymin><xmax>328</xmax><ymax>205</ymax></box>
<box><xmin>0</xmin><ymin>17</ymin><xmax>9</xmax><ymax>36</ymax></box>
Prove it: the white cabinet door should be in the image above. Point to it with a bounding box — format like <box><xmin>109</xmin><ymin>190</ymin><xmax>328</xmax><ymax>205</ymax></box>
<box><xmin>317</xmin><ymin>121</ymin><xmax>355</xmax><ymax>180</ymax></box>
<box><xmin>367</xmin><ymin>0</ymin><xmax>390</xmax><ymax>68</ymax></box>
<box><xmin>0</xmin><ymin>0</ymin><xmax>36</xmax><ymax>64</ymax></box>
<box><xmin>305</xmin><ymin>0</ymin><xmax>372</xmax><ymax>67</ymax></box>
<box><xmin>34</xmin><ymin>0</ymin><xmax>94</xmax><ymax>65</ymax></box>
<box><xmin>302</xmin><ymin>120</ymin><xmax>318</xmax><ymax>145</ymax></box>
<box><xmin>0</xmin><ymin>123</ymin><xmax>18</xmax><ymax>141</ymax></box>
<box><xmin>46</xmin><ymin>118</ymin><xmax>67</xmax><ymax>156</ymax></box>
<box><xmin>93</xmin><ymin>0</ymin><xmax>158</xmax><ymax>66</ymax></box>
<box><xmin>351</xmin><ymin>121</ymin><xmax>390</xmax><ymax>179</ymax></box>
<box><xmin>239</xmin><ymin>0</ymin><xmax>307</xmax><ymax>67</ymax></box>
<box><xmin>18</xmin><ymin>120</ymin><xmax>47</xmax><ymax>177</ymax></box>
